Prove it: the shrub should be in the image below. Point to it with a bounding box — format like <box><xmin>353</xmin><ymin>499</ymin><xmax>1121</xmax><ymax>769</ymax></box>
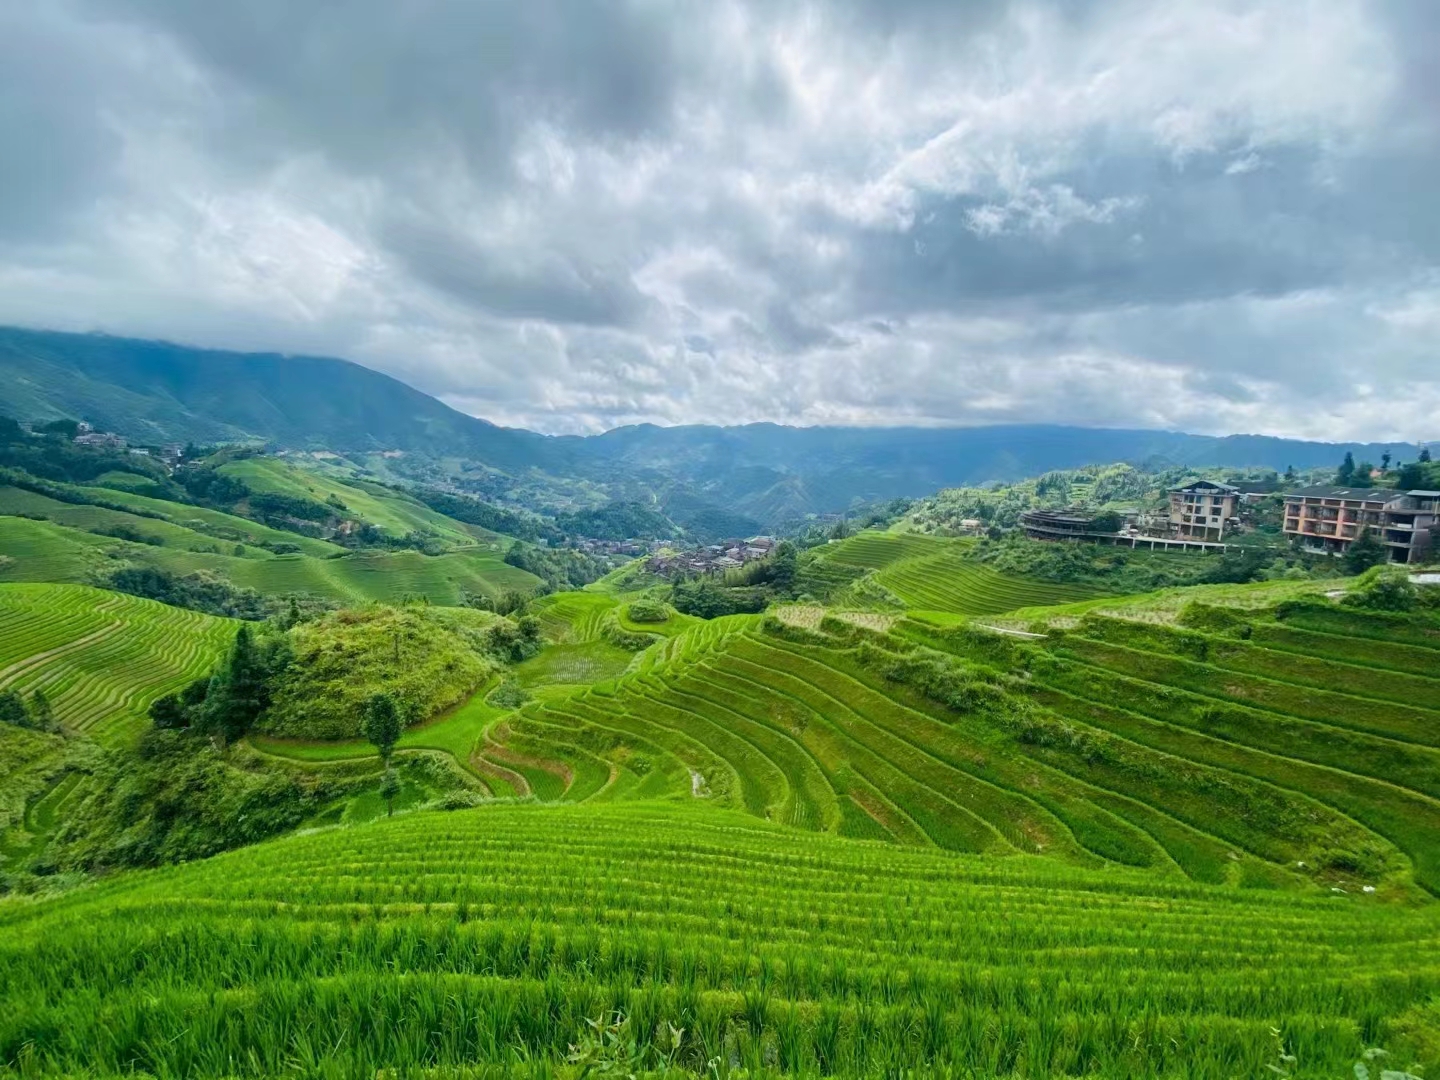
<box><xmin>1344</xmin><ymin>567</ymin><xmax>1420</xmax><ymax>612</ymax></box>
<box><xmin>626</xmin><ymin>598</ymin><xmax>670</xmax><ymax>623</ymax></box>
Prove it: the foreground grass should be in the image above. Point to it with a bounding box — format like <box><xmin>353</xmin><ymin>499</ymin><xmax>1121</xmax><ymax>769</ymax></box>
<box><xmin>1</xmin><ymin>802</ymin><xmax>1435</xmax><ymax>1078</ymax></box>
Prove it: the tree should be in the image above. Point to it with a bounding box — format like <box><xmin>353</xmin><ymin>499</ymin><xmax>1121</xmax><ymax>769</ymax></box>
<box><xmin>1283</xmin><ymin>465</ymin><xmax>1297</xmax><ymax>483</ymax></box>
<box><xmin>28</xmin><ymin>688</ymin><xmax>55</xmax><ymax>730</ymax></box>
<box><xmin>1091</xmin><ymin>511</ymin><xmax>1124</xmax><ymax>534</ymax></box>
<box><xmin>1381</xmin><ymin>452</ymin><xmax>1392</xmax><ymax>472</ymax></box>
<box><xmin>362</xmin><ymin>691</ymin><xmax>402</xmax><ymax>764</ymax></box>
<box><xmin>197</xmin><ymin>624</ymin><xmax>271</xmax><ymax>745</ymax></box>
<box><xmin>148</xmin><ymin>693</ymin><xmax>188</xmax><ymax>730</ymax></box>
<box><xmin>0</xmin><ymin>689</ymin><xmax>28</xmax><ymax>727</ymax></box>
<box><xmin>1421</xmin><ymin>447</ymin><xmax>1433</xmax><ymax>463</ymax></box>
<box><xmin>1398</xmin><ymin>462</ymin><xmax>1426</xmax><ymax>490</ymax></box>
<box><xmin>1353</xmin><ymin>460</ymin><xmax>1375</xmax><ymax>483</ymax></box>
<box><xmin>1336</xmin><ymin>452</ymin><xmax>1356</xmax><ymax>485</ymax></box>
<box><xmin>379</xmin><ymin>767</ymin><xmax>401</xmax><ymax>818</ymax></box>
<box><xmin>1343</xmin><ymin>528</ymin><xmax>1387</xmax><ymax>575</ymax></box>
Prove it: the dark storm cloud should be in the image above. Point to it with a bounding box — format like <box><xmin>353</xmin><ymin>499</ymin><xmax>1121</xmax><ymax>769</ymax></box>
<box><xmin>0</xmin><ymin>0</ymin><xmax>1436</xmax><ymax>439</ymax></box>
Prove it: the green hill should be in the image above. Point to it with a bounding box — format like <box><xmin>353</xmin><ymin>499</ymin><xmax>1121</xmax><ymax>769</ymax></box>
<box><xmin>3</xmin><ymin>326</ymin><xmax>1428</xmax><ymax>529</ymax></box>
<box><xmin>2</xmin><ymin>802</ymin><xmax>1436</xmax><ymax>1078</ymax></box>
<box><xmin>0</xmin><ymin>325</ymin><xmax>558</xmax><ymax>468</ymax></box>
<box><xmin>0</xmin><ymin>512</ymin><xmax>542</xmax><ymax>606</ymax></box>
<box><xmin>260</xmin><ymin>606</ymin><xmax>502</xmax><ymax>740</ymax></box>
<box><xmin>217</xmin><ymin>457</ymin><xmax>495</xmax><ymax>546</ymax></box>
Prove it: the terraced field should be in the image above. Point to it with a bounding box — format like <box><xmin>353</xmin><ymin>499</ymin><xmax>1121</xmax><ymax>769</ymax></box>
<box><xmin>220</xmin><ymin>458</ymin><xmax>488</xmax><ymax>546</ymax></box>
<box><xmin>72</xmin><ymin>483</ymin><xmax>349</xmax><ymax>556</ymax></box>
<box><xmin>2</xmin><ymin>803</ymin><xmax>1436</xmax><ymax>1078</ymax></box>
<box><xmin>0</xmin><ymin>514</ymin><xmax>542</xmax><ymax>605</ymax></box>
<box><xmin>487</xmin><ymin>596</ymin><xmax>1440</xmax><ymax>897</ymax></box>
<box><xmin>822</xmin><ymin>532</ymin><xmax>1106</xmax><ymax>615</ymax></box>
<box><xmin>0</xmin><ymin>583</ymin><xmax>235</xmax><ymax>744</ymax></box>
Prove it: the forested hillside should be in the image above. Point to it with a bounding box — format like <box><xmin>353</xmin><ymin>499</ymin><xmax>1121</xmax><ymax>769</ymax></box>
<box><xmin>3</xmin><ymin>327</ymin><xmax>1429</xmax><ymax>527</ymax></box>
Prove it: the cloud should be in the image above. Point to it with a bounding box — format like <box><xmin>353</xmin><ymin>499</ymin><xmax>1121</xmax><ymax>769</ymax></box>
<box><xmin>0</xmin><ymin>0</ymin><xmax>1435</xmax><ymax>441</ymax></box>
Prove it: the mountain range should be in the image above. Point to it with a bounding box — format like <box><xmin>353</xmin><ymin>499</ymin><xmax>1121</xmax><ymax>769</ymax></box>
<box><xmin>1</xmin><ymin>325</ymin><xmax>1428</xmax><ymax>526</ymax></box>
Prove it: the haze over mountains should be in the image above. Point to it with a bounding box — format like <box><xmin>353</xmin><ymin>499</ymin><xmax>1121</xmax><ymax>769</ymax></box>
<box><xmin>0</xmin><ymin>326</ymin><xmax>1427</xmax><ymax>525</ymax></box>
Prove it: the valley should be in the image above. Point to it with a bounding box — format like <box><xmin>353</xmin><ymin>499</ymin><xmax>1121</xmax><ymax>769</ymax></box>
<box><xmin>1</xmin><ymin>353</ymin><xmax>1438</xmax><ymax>1078</ymax></box>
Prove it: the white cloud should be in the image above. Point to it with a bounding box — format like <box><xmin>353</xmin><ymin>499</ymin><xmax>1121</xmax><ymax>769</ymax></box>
<box><xmin>0</xmin><ymin>0</ymin><xmax>1434</xmax><ymax>440</ymax></box>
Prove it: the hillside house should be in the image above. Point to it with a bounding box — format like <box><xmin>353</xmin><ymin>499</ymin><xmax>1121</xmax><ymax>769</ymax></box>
<box><xmin>1168</xmin><ymin>480</ymin><xmax>1239</xmax><ymax>541</ymax></box>
<box><xmin>1283</xmin><ymin>486</ymin><xmax>1439</xmax><ymax>564</ymax></box>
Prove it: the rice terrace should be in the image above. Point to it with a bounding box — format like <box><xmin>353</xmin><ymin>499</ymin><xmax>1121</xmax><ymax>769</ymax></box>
<box><xmin>4</xmin><ymin>432</ymin><xmax>1440</xmax><ymax>1080</ymax></box>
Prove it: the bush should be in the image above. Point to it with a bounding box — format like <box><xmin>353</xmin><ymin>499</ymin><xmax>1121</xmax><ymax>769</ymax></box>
<box><xmin>486</xmin><ymin>678</ymin><xmax>530</xmax><ymax>710</ymax></box>
<box><xmin>626</xmin><ymin>598</ymin><xmax>670</xmax><ymax>623</ymax></box>
<box><xmin>1344</xmin><ymin>567</ymin><xmax>1419</xmax><ymax>612</ymax></box>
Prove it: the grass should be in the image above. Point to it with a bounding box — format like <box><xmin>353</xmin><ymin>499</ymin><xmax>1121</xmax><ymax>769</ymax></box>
<box><xmin>513</xmin><ymin>640</ymin><xmax>637</xmax><ymax>689</ymax></box>
<box><xmin>1</xmin><ymin>802</ymin><xmax>1437</xmax><ymax>1078</ymax></box>
<box><xmin>0</xmin><ymin>582</ymin><xmax>235</xmax><ymax>745</ymax></box>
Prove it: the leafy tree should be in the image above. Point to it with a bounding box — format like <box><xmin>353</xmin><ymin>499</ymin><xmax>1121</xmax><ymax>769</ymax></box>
<box><xmin>1421</xmin><ymin>447</ymin><xmax>1433</xmax><ymax>463</ymax></box>
<box><xmin>1090</xmin><ymin>511</ymin><xmax>1124</xmax><ymax>533</ymax></box>
<box><xmin>379</xmin><ymin>767</ymin><xmax>401</xmax><ymax>818</ymax></box>
<box><xmin>28</xmin><ymin>688</ymin><xmax>55</xmax><ymax>730</ymax></box>
<box><xmin>361</xmin><ymin>691</ymin><xmax>403</xmax><ymax>764</ymax></box>
<box><xmin>1343</xmin><ymin>528</ymin><xmax>1387</xmax><ymax>575</ymax></box>
<box><xmin>1336</xmin><ymin>452</ymin><xmax>1356</xmax><ymax>485</ymax></box>
<box><xmin>148</xmin><ymin>693</ymin><xmax>188</xmax><ymax>730</ymax></box>
<box><xmin>1398</xmin><ymin>462</ymin><xmax>1427</xmax><ymax>490</ymax></box>
<box><xmin>0</xmin><ymin>689</ymin><xmax>29</xmax><ymax>727</ymax></box>
<box><xmin>179</xmin><ymin>675</ymin><xmax>212</xmax><ymax>708</ymax></box>
<box><xmin>1381</xmin><ymin>452</ymin><xmax>1392</xmax><ymax>472</ymax></box>
<box><xmin>38</xmin><ymin>418</ymin><xmax>80</xmax><ymax>438</ymax></box>
<box><xmin>1353</xmin><ymin>460</ymin><xmax>1375</xmax><ymax>483</ymax></box>
<box><xmin>1283</xmin><ymin>465</ymin><xmax>1297</xmax><ymax>483</ymax></box>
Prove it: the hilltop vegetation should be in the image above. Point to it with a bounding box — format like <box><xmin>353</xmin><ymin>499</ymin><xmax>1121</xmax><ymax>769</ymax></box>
<box><xmin>261</xmin><ymin>606</ymin><xmax>509</xmax><ymax>740</ymax></box>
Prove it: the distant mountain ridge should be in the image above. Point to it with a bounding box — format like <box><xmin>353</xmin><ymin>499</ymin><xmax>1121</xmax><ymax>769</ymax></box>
<box><xmin>0</xmin><ymin>326</ymin><xmax>561</xmax><ymax>471</ymax></box>
<box><xmin>0</xmin><ymin>325</ymin><xmax>1428</xmax><ymax>524</ymax></box>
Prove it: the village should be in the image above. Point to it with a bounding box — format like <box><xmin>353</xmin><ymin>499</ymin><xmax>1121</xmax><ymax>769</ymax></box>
<box><xmin>644</xmin><ymin>535</ymin><xmax>779</xmax><ymax>578</ymax></box>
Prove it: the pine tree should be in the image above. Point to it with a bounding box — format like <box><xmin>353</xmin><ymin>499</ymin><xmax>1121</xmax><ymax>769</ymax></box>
<box><xmin>199</xmin><ymin>624</ymin><xmax>269</xmax><ymax>745</ymax></box>
<box><xmin>1336</xmin><ymin>452</ymin><xmax>1356</xmax><ymax>485</ymax></box>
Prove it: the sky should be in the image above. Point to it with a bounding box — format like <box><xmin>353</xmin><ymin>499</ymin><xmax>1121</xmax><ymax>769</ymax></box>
<box><xmin>1</xmin><ymin>0</ymin><xmax>1437</xmax><ymax>440</ymax></box>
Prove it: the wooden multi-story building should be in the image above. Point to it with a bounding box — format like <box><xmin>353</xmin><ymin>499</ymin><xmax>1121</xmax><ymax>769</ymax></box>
<box><xmin>1283</xmin><ymin>486</ymin><xmax>1439</xmax><ymax>564</ymax></box>
<box><xmin>1168</xmin><ymin>480</ymin><xmax>1239</xmax><ymax>541</ymax></box>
